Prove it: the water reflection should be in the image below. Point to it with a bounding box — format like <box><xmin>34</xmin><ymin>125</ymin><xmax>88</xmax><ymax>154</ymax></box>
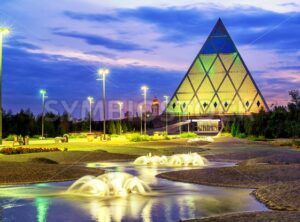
<box><xmin>35</xmin><ymin>198</ymin><xmax>50</xmax><ymax>222</ymax></box>
<box><xmin>0</xmin><ymin>162</ymin><xmax>268</xmax><ymax>222</ymax></box>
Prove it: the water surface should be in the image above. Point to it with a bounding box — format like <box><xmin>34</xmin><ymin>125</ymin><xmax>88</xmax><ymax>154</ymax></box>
<box><xmin>0</xmin><ymin>161</ymin><xmax>268</xmax><ymax>222</ymax></box>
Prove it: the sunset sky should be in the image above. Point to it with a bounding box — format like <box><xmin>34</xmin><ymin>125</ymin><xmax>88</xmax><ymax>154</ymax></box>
<box><xmin>1</xmin><ymin>0</ymin><xmax>299</xmax><ymax>117</ymax></box>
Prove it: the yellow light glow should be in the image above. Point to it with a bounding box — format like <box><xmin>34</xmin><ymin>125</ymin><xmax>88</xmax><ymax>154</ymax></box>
<box><xmin>97</xmin><ymin>68</ymin><xmax>109</xmax><ymax>76</ymax></box>
<box><xmin>87</xmin><ymin>96</ymin><xmax>94</xmax><ymax>103</ymax></box>
<box><xmin>117</xmin><ymin>101</ymin><xmax>123</xmax><ymax>107</ymax></box>
<box><xmin>40</xmin><ymin>89</ymin><xmax>46</xmax><ymax>95</ymax></box>
<box><xmin>0</xmin><ymin>27</ymin><xmax>10</xmax><ymax>35</ymax></box>
<box><xmin>141</xmin><ymin>85</ymin><xmax>148</xmax><ymax>92</ymax></box>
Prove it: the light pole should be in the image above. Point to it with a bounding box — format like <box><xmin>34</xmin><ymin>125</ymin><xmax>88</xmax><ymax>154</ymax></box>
<box><xmin>117</xmin><ymin>101</ymin><xmax>123</xmax><ymax>134</ymax></box>
<box><xmin>0</xmin><ymin>27</ymin><xmax>10</xmax><ymax>145</ymax></box>
<box><xmin>40</xmin><ymin>89</ymin><xmax>47</xmax><ymax>139</ymax></box>
<box><xmin>97</xmin><ymin>68</ymin><xmax>109</xmax><ymax>140</ymax></box>
<box><xmin>139</xmin><ymin>105</ymin><xmax>143</xmax><ymax>135</ymax></box>
<box><xmin>177</xmin><ymin>101</ymin><xmax>182</xmax><ymax>134</ymax></box>
<box><xmin>187</xmin><ymin>104</ymin><xmax>190</xmax><ymax>133</ymax></box>
<box><xmin>141</xmin><ymin>85</ymin><xmax>148</xmax><ymax>135</ymax></box>
<box><xmin>164</xmin><ymin>95</ymin><xmax>169</xmax><ymax>134</ymax></box>
<box><xmin>87</xmin><ymin>96</ymin><xmax>94</xmax><ymax>133</ymax></box>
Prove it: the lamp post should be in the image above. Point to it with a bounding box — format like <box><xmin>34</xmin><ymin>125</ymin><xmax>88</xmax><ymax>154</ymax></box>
<box><xmin>117</xmin><ymin>101</ymin><xmax>123</xmax><ymax>134</ymax></box>
<box><xmin>139</xmin><ymin>105</ymin><xmax>143</xmax><ymax>135</ymax></box>
<box><xmin>40</xmin><ymin>89</ymin><xmax>47</xmax><ymax>139</ymax></box>
<box><xmin>87</xmin><ymin>96</ymin><xmax>94</xmax><ymax>133</ymax></box>
<box><xmin>164</xmin><ymin>95</ymin><xmax>169</xmax><ymax>134</ymax></box>
<box><xmin>177</xmin><ymin>101</ymin><xmax>182</xmax><ymax>134</ymax></box>
<box><xmin>97</xmin><ymin>68</ymin><xmax>109</xmax><ymax>140</ymax></box>
<box><xmin>187</xmin><ymin>110</ymin><xmax>190</xmax><ymax>133</ymax></box>
<box><xmin>0</xmin><ymin>27</ymin><xmax>10</xmax><ymax>145</ymax></box>
<box><xmin>141</xmin><ymin>85</ymin><xmax>148</xmax><ymax>135</ymax></box>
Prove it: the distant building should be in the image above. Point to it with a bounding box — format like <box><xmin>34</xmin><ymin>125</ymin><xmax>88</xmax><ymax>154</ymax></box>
<box><xmin>151</xmin><ymin>97</ymin><xmax>160</xmax><ymax>116</ymax></box>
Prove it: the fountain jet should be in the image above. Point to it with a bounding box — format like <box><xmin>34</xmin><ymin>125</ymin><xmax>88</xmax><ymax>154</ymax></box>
<box><xmin>134</xmin><ymin>152</ymin><xmax>208</xmax><ymax>167</ymax></box>
<box><xmin>67</xmin><ymin>172</ymin><xmax>151</xmax><ymax>197</ymax></box>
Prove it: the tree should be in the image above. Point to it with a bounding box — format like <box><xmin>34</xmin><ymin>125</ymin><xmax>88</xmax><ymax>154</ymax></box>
<box><xmin>115</xmin><ymin>121</ymin><xmax>122</xmax><ymax>134</ymax></box>
<box><xmin>122</xmin><ymin>121</ymin><xmax>128</xmax><ymax>133</ymax></box>
<box><xmin>108</xmin><ymin>121</ymin><xmax>116</xmax><ymax>134</ymax></box>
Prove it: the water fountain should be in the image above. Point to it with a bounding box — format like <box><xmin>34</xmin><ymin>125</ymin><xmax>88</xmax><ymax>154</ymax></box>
<box><xmin>133</xmin><ymin>152</ymin><xmax>208</xmax><ymax>167</ymax></box>
<box><xmin>67</xmin><ymin>172</ymin><xmax>151</xmax><ymax>197</ymax></box>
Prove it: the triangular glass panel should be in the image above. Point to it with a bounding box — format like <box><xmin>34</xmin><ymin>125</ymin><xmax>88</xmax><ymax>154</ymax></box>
<box><xmin>210</xmin><ymin>36</ymin><xmax>227</xmax><ymax>52</ymax></box>
<box><xmin>199</xmin><ymin>54</ymin><xmax>217</xmax><ymax>73</ymax></box>
<box><xmin>176</xmin><ymin>93</ymin><xmax>194</xmax><ymax>102</ymax></box>
<box><xmin>177</xmin><ymin>78</ymin><xmax>194</xmax><ymax>93</ymax></box>
<box><xmin>208</xmin><ymin>57</ymin><xmax>226</xmax><ymax>90</ymax></box>
<box><xmin>248</xmin><ymin>94</ymin><xmax>266</xmax><ymax>113</ymax></box>
<box><xmin>238</xmin><ymin>75</ymin><xmax>257</xmax><ymax>106</ymax></box>
<box><xmin>229</xmin><ymin>55</ymin><xmax>247</xmax><ymax>89</ymax></box>
<box><xmin>188</xmin><ymin>59</ymin><xmax>206</xmax><ymax>90</ymax></box>
<box><xmin>219</xmin><ymin>53</ymin><xmax>237</xmax><ymax>71</ymax></box>
<box><xmin>227</xmin><ymin>95</ymin><xmax>245</xmax><ymax>114</ymax></box>
<box><xmin>210</xmin><ymin>19</ymin><xmax>227</xmax><ymax>37</ymax></box>
<box><xmin>200</xmin><ymin>38</ymin><xmax>217</xmax><ymax>54</ymax></box>
<box><xmin>188</xmin><ymin>96</ymin><xmax>202</xmax><ymax>115</ymax></box>
<box><xmin>220</xmin><ymin>37</ymin><xmax>236</xmax><ymax>53</ymax></box>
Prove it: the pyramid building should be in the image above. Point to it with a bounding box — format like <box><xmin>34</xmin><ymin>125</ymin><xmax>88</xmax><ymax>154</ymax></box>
<box><xmin>166</xmin><ymin>18</ymin><xmax>268</xmax><ymax>116</ymax></box>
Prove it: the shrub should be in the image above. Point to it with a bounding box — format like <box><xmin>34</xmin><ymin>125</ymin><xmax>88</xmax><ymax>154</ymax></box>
<box><xmin>180</xmin><ymin>132</ymin><xmax>198</xmax><ymax>138</ymax></box>
<box><xmin>128</xmin><ymin>133</ymin><xmax>150</xmax><ymax>142</ymax></box>
<box><xmin>238</xmin><ymin>133</ymin><xmax>247</xmax><ymax>139</ymax></box>
<box><xmin>32</xmin><ymin>135</ymin><xmax>41</xmax><ymax>139</ymax></box>
<box><xmin>0</xmin><ymin>147</ymin><xmax>61</xmax><ymax>155</ymax></box>
<box><xmin>5</xmin><ymin>134</ymin><xmax>16</xmax><ymax>141</ymax></box>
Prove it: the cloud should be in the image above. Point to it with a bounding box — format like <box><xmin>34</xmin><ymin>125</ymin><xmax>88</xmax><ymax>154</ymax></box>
<box><xmin>53</xmin><ymin>30</ymin><xmax>151</xmax><ymax>52</ymax></box>
<box><xmin>64</xmin><ymin>11</ymin><xmax>119</xmax><ymax>22</ymax></box>
<box><xmin>63</xmin><ymin>7</ymin><xmax>300</xmax><ymax>52</ymax></box>
<box><xmin>2</xmin><ymin>45</ymin><xmax>182</xmax><ymax>114</ymax></box>
<box><xmin>6</xmin><ymin>36</ymin><xmax>41</xmax><ymax>50</ymax></box>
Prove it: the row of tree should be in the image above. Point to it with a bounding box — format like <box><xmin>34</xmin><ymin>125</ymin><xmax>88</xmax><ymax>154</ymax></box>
<box><xmin>224</xmin><ymin>90</ymin><xmax>300</xmax><ymax>138</ymax></box>
<box><xmin>2</xmin><ymin>110</ymin><xmax>141</xmax><ymax>138</ymax></box>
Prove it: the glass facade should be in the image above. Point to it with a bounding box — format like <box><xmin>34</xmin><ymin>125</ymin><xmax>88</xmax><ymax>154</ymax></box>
<box><xmin>167</xmin><ymin>19</ymin><xmax>268</xmax><ymax>116</ymax></box>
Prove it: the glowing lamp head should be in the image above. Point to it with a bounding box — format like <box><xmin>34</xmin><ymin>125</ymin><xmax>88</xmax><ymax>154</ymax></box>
<box><xmin>98</xmin><ymin>68</ymin><xmax>110</xmax><ymax>76</ymax></box>
<box><xmin>141</xmin><ymin>85</ymin><xmax>148</xmax><ymax>92</ymax></box>
<box><xmin>117</xmin><ymin>101</ymin><xmax>123</xmax><ymax>107</ymax></box>
<box><xmin>87</xmin><ymin>96</ymin><xmax>94</xmax><ymax>104</ymax></box>
<box><xmin>40</xmin><ymin>89</ymin><xmax>46</xmax><ymax>96</ymax></box>
<box><xmin>0</xmin><ymin>27</ymin><xmax>10</xmax><ymax>35</ymax></box>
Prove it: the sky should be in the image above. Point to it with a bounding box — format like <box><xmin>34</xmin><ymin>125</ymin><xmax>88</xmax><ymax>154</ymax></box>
<box><xmin>0</xmin><ymin>0</ymin><xmax>299</xmax><ymax>118</ymax></box>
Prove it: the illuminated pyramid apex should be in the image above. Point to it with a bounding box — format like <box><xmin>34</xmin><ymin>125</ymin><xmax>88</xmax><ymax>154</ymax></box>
<box><xmin>200</xmin><ymin>18</ymin><xmax>236</xmax><ymax>54</ymax></box>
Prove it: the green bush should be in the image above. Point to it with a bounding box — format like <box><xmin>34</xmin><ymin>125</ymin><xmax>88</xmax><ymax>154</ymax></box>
<box><xmin>32</xmin><ymin>135</ymin><xmax>41</xmax><ymax>139</ymax></box>
<box><xmin>68</xmin><ymin>134</ymin><xmax>86</xmax><ymax>139</ymax></box>
<box><xmin>249</xmin><ymin>135</ymin><xmax>268</xmax><ymax>141</ymax></box>
<box><xmin>128</xmin><ymin>133</ymin><xmax>150</xmax><ymax>142</ymax></box>
<box><xmin>293</xmin><ymin>140</ymin><xmax>300</xmax><ymax>148</ymax></box>
<box><xmin>5</xmin><ymin>134</ymin><xmax>16</xmax><ymax>141</ymax></box>
<box><xmin>0</xmin><ymin>147</ymin><xmax>61</xmax><ymax>155</ymax></box>
<box><xmin>238</xmin><ymin>133</ymin><xmax>247</xmax><ymax>138</ymax></box>
<box><xmin>180</xmin><ymin>132</ymin><xmax>198</xmax><ymax>138</ymax></box>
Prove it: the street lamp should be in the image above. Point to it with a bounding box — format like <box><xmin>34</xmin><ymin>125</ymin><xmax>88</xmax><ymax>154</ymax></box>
<box><xmin>164</xmin><ymin>95</ymin><xmax>169</xmax><ymax>134</ymax></box>
<box><xmin>40</xmin><ymin>89</ymin><xmax>47</xmax><ymax>139</ymax></box>
<box><xmin>139</xmin><ymin>105</ymin><xmax>143</xmax><ymax>135</ymax></box>
<box><xmin>177</xmin><ymin>101</ymin><xmax>182</xmax><ymax>134</ymax></box>
<box><xmin>0</xmin><ymin>27</ymin><xmax>10</xmax><ymax>145</ymax></box>
<box><xmin>117</xmin><ymin>101</ymin><xmax>123</xmax><ymax>134</ymax></box>
<box><xmin>141</xmin><ymin>85</ymin><xmax>148</xmax><ymax>135</ymax></box>
<box><xmin>87</xmin><ymin>96</ymin><xmax>94</xmax><ymax>133</ymax></box>
<box><xmin>97</xmin><ymin>68</ymin><xmax>109</xmax><ymax>140</ymax></box>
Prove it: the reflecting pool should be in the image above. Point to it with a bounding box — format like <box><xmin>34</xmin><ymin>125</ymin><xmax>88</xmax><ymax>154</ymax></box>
<box><xmin>0</xmin><ymin>161</ymin><xmax>268</xmax><ymax>222</ymax></box>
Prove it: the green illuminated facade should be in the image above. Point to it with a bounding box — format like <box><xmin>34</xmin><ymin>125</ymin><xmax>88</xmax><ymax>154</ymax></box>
<box><xmin>166</xmin><ymin>18</ymin><xmax>268</xmax><ymax>116</ymax></box>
